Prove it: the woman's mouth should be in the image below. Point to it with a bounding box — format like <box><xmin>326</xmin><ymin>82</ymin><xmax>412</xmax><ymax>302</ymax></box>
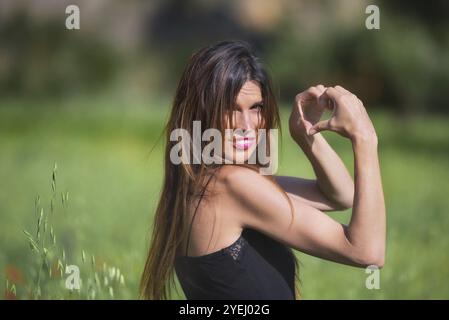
<box><xmin>232</xmin><ymin>137</ymin><xmax>255</xmax><ymax>150</ymax></box>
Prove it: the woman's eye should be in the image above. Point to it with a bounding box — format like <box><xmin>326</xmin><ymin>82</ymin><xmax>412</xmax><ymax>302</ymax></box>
<box><xmin>252</xmin><ymin>104</ymin><xmax>263</xmax><ymax>111</ymax></box>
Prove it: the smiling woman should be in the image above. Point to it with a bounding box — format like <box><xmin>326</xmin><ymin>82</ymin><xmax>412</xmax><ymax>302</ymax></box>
<box><xmin>140</xmin><ymin>40</ymin><xmax>386</xmax><ymax>300</ymax></box>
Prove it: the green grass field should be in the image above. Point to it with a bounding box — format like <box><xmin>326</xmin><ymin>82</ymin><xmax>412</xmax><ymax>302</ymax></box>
<box><xmin>1</xmin><ymin>98</ymin><xmax>449</xmax><ymax>299</ymax></box>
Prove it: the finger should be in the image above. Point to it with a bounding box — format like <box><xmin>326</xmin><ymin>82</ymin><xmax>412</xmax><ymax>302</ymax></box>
<box><xmin>318</xmin><ymin>87</ymin><xmax>340</xmax><ymax>110</ymax></box>
<box><xmin>334</xmin><ymin>85</ymin><xmax>351</xmax><ymax>95</ymax></box>
<box><xmin>306</xmin><ymin>86</ymin><xmax>322</xmax><ymax>99</ymax></box>
<box><xmin>293</xmin><ymin>95</ymin><xmax>305</xmax><ymax>118</ymax></box>
<box><xmin>308</xmin><ymin>86</ymin><xmax>325</xmax><ymax>109</ymax></box>
<box><xmin>294</xmin><ymin>87</ymin><xmax>320</xmax><ymax>106</ymax></box>
<box><xmin>308</xmin><ymin>119</ymin><xmax>331</xmax><ymax>135</ymax></box>
<box><xmin>294</xmin><ymin>87</ymin><xmax>321</xmax><ymax>118</ymax></box>
<box><xmin>316</xmin><ymin>84</ymin><xmax>326</xmax><ymax>93</ymax></box>
<box><xmin>302</xmin><ymin>119</ymin><xmax>313</xmax><ymax>132</ymax></box>
<box><xmin>321</xmin><ymin>87</ymin><xmax>341</xmax><ymax>101</ymax></box>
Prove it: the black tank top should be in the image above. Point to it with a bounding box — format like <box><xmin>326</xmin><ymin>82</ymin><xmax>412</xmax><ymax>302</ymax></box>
<box><xmin>174</xmin><ymin>228</ymin><xmax>296</xmax><ymax>300</ymax></box>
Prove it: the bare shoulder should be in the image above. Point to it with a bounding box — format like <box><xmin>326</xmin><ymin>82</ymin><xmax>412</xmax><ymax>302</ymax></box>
<box><xmin>216</xmin><ymin>165</ymin><xmax>272</xmax><ymax>192</ymax></box>
<box><xmin>215</xmin><ymin>165</ymin><xmax>289</xmax><ymax>215</ymax></box>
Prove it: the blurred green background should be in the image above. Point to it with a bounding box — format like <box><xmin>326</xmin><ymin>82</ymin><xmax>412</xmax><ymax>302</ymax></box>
<box><xmin>1</xmin><ymin>0</ymin><xmax>448</xmax><ymax>299</ymax></box>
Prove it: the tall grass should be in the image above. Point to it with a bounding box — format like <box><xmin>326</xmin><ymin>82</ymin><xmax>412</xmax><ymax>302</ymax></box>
<box><xmin>6</xmin><ymin>163</ymin><xmax>127</xmax><ymax>299</ymax></box>
<box><xmin>1</xmin><ymin>99</ymin><xmax>449</xmax><ymax>299</ymax></box>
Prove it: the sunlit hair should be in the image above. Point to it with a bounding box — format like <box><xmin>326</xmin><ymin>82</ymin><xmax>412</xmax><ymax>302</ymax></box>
<box><xmin>140</xmin><ymin>40</ymin><xmax>300</xmax><ymax>299</ymax></box>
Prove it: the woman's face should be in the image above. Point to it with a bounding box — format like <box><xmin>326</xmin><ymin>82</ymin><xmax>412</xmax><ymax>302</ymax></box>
<box><xmin>222</xmin><ymin>80</ymin><xmax>263</xmax><ymax>163</ymax></box>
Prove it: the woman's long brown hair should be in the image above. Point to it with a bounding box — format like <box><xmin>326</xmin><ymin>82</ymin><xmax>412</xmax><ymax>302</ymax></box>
<box><xmin>140</xmin><ymin>40</ymin><xmax>301</xmax><ymax>300</ymax></box>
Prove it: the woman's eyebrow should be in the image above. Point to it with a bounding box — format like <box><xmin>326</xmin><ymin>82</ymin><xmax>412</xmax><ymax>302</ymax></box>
<box><xmin>235</xmin><ymin>100</ymin><xmax>264</xmax><ymax>108</ymax></box>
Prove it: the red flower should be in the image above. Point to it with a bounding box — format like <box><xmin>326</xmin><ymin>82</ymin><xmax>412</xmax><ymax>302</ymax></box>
<box><xmin>5</xmin><ymin>265</ymin><xmax>25</xmax><ymax>285</ymax></box>
<box><xmin>4</xmin><ymin>289</ymin><xmax>17</xmax><ymax>300</ymax></box>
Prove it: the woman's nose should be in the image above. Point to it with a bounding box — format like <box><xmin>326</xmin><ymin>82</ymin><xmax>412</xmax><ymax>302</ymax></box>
<box><xmin>235</xmin><ymin>110</ymin><xmax>256</xmax><ymax>131</ymax></box>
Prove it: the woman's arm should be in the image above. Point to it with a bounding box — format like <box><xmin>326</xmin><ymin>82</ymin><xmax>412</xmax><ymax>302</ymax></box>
<box><xmin>346</xmin><ymin>135</ymin><xmax>385</xmax><ymax>265</ymax></box>
<box><xmin>221</xmin><ymin>86</ymin><xmax>386</xmax><ymax>267</ymax></box>
<box><xmin>308</xmin><ymin>86</ymin><xmax>386</xmax><ymax>265</ymax></box>
<box><xmin>280</xmin><ymin>85</ymin><xmax>354</xmax><ymax>211</ymax></box>
<box><xmin>275</xmin><ymin>132</ymin><xmax>354</xmax><ymax>211</ymax></box>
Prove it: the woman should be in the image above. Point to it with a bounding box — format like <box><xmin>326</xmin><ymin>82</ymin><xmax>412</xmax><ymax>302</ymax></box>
<box><xmin>140</xmin><ymin>40</ymin><xmax>386</xmax><ymax>300</ymax></box>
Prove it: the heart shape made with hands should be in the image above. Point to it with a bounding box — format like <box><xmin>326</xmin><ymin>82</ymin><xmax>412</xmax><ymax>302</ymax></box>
<box><xmin>292</xmin><ymin>86</ymin><xmax>336</xmax><ymax>136</ymax></box>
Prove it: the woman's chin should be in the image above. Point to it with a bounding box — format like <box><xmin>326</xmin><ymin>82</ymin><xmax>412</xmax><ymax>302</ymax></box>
<box><xmin>228</xmin><ymin>145</ymin><xmax>257</xmax><ymax>163</ymax></box>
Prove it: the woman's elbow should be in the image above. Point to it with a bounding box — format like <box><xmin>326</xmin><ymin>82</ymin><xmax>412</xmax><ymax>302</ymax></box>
<box><xmin>363</xmin><ymin>254</ymin><xmax>385</xmax><ymax>269</ymax></box>
<box><xmin>338</xmin><ymin>184</ymin><xmax>355</xmax><ymax>210</ymax></box>
<box><xmin>334</xmin><ymin>186</ymin><xmax>354</xmax><ymax>210</ymax></box>
<box><xmin>334</xmin><ymin>196</ymin><xmax>353</xmax><ymax>211</ymax></box>
<box><xmin>356</xmin><ymin>249</ymin><xmax>385</xmax><ymax>269</ymax></box>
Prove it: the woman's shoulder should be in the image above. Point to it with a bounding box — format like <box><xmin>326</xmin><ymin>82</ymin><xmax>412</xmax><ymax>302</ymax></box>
<box><xmin>215</xmin><ymin>165</ymin><xmax>279</xmax><ymax>200</ymax></box>
<box><xmin>216</xmin><ymin>165</ymin><xmax>267</xmax><ymax>186</ymax></box>
<box><xmin>214</xmin><ymin>165</ymin><xmax>294</xmax><ymax>234</ymax></box>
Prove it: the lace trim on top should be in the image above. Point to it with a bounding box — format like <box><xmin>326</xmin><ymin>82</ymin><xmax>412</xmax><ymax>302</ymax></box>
<box><xmin>223</xmin><ymin>236</ymin><xmax>246</xmax><ymax>261</ymax></box>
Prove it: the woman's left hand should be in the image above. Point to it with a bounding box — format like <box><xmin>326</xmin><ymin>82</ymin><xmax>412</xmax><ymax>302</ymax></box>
<box><xmin>289</xmin><ymin>84</ymin><xmax>328</xmax><ymax>143</ymax></box>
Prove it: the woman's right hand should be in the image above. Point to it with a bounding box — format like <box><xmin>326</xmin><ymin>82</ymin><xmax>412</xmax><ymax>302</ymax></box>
<box><xmin>308</xmin><ymin>86</ymin><xmax>377</xmax><ymax>143</ymax></box>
